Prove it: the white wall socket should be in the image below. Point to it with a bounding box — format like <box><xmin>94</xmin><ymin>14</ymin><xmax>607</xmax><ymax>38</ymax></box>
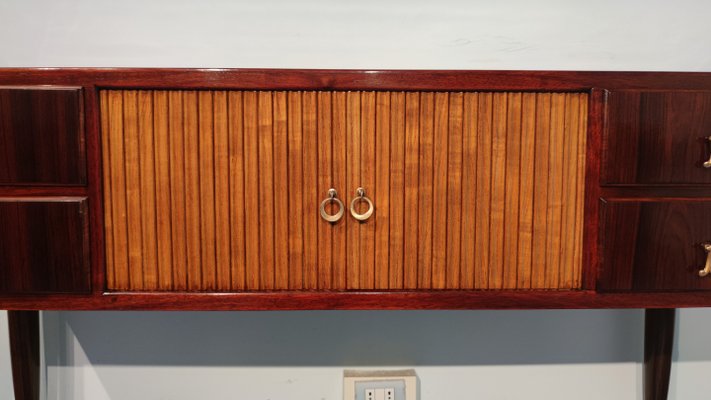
<box><xmin>365</xmin><ymin>388</ymin><xmax>395</xmax><ymax>400</ymax></box>
<box><xmin>344</xmin><ymin>369</ymin><xmax>417</xmax><ymax>400</ymax></box>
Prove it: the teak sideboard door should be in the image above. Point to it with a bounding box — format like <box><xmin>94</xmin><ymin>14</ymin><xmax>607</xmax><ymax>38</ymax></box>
<box><xmin>100</xmin><ymin>90</ymin><xmax>587</xmax><ymax>292</ymax></box>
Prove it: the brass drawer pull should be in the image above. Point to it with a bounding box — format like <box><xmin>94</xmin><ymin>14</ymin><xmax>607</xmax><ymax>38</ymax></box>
<box><xmin>704</xmin><ymin>137</ymin><xmax>711</xmax><ymax>168</ymax></box>
<box><xmin>699</xmin><ymin>243</ymin><xmax>711</xmax><ymax>277</ymax></box>
<box><xmin>319</xmin><ymin>188</ymin><xmax>344</xmax><ymax>223</ymax></box>
<box><xmin>350</xmin><ymin>187</ymin><xmax>374</xmax><ymax>222</ymax></box>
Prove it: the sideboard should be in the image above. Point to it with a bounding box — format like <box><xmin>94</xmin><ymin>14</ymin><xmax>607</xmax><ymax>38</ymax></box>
<box><xmin>2</xmin><ymin>69</ymin><xmax>711</xmax><ymax>400</ymax></box>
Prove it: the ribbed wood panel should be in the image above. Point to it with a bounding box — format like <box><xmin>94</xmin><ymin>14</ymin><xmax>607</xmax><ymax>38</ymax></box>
<box><xmin>101</xmin><ymin>90</ymin><xmax>587</xmax><ymax>291</ymax></box>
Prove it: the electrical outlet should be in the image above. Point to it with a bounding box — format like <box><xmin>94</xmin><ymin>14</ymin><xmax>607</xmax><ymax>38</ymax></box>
<box><xmin>344</xmin><ymin>370</ymin><xmax>417</xmax><ymax>400</ymax></box>
<box><xmin>364</xmin><ymin>388</ymin><xmax>396</xmax><ymax>400</ymax></box>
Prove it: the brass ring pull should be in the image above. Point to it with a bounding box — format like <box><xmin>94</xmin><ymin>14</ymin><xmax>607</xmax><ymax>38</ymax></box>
<box><xmin>699</xmin><ymin>243</ymin><xmax>711</xmax><ymax>277</ymax></box>
<box><xmin>319</xmin><ymin>188</ymin><xmax>344</xmax><ymax>223</ymax></box>
<box><xmin>349</xmin><ymin>187</ymin><xmax>374</xmax><ymax>222</ymax></box>
<box><xmin>704</xmin><ymin>137</ymin><xmax>711</xmax><ymax>168</ymax></box>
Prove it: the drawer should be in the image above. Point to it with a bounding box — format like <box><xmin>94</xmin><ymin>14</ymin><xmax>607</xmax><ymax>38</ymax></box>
<box><xmin>0</xmin><ymin>198</ymin><xmax>90</xmax><ymax>294</ymax></box>
<box><xmin>0</xmin><ymin>87</ymin><xmax>85</xmax><ymax>185</ymax></box>
<box><xmin>603</xmin><ymin>90</ymin><xmax>711</xmax><ymax>185</ymax></box>
<box><xmin>100</xmin><ymin>90</ymin><xmax>587</xmax><ymax>292</ymax></box>
<box><xmin>598</xmin><ymin>199</ymin><xmax>711</xmax><ymax>291</ymax></box>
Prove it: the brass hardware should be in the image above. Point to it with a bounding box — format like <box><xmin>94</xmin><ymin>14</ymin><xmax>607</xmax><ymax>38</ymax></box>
<box><xmin>704</xmin><ymin>137</ymin><xmax>711</xmax><ymax>168</ymax></box>
<box><xmin>319</xmin><ymin>188</ymin><xmax>344</xmax><ymax>223</ymax></box>
<box><xmin>699</xmin><ymin>243</ymin><xmax>711</xmax><ymax>277</ymax></box>
<box><xmin>349</xmin><ymin>187</ymin><xmax>374</xmax><ymax>222</ymax></box>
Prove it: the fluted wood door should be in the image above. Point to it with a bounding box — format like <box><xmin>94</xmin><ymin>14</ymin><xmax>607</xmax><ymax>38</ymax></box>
<box><xmin>101</xmin><ymin>90</ymin><xmax>587</xmax><ymax>291</ymax></box>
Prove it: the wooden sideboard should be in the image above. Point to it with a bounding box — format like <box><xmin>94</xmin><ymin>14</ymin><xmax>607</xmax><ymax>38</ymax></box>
<box><xmin>2</xmin><ymin>69</ymin><xmax>711</xmax><ymax>400</ymax></box>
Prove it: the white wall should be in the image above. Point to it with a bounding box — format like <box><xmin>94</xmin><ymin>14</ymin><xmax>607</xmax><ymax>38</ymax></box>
<box><xmin>1</xmin><ymin>0</ymin><xmax>711</xmax><ymax>399</ymax></box>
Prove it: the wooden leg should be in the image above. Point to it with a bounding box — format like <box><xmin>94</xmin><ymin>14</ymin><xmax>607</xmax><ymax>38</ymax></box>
<box><xmin>644</xmin><ymin>308</ymin><xmax>675</xmax><ymax>400</ymax></box>
<box><xmin>8</xmin><ymin>311</ymin><xmax>40</xmax><ymax>400</ymax></box>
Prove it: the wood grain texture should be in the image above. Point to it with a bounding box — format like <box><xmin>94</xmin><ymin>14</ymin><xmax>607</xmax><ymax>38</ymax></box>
<box><xmin>0</xmin><ymin>199</ymin><xmax>90</xmax><ymax>294</ymax></box>
<box><xmin>102</xmin><ymin>90</ymin><xmax>586</xmax><ymax>291</ymax></box>
<box><xmin>7</xmin><ymin>69</ymin><xmax>711</xmax><ymax>91</ymax></box>
<box><xmin>0</xmin><ymin>87</ymin><xmax>85</xmax><ymax>185</ymax></box>
<box><xmin>389</xmin><ymin>92</ymin><xmax>406</xmax><ymax>289</ymax></box>
<box><xmin>4</xmin><ymin>290</ymin><xmax>711</xmax><ymax>311</ymax></box>
<box><xmin>599</xmin><ymin>199</ymin><xmax>711</xmax><ymax>291</ymax></box>
<box><xmin>604</xmin><ymin>90</ymin><xmax>711</xmax><ymax>185</ymax></box>
<box><xmin>8</xmin><ymin>310</ymin><xmax>40</xmax><ymax>400</ymax></box>
<box><xmin>644</xmin><ymin>308</ymin><xmax>675</xmax><ymax>400</ymax></box>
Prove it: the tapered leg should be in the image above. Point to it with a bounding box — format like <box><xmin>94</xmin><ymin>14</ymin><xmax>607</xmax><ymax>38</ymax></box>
<box><xmin>8</xmin><ymin>311</ymin><xmax>40</xmax><ymax>400</ymax></box>
<box><xmin>644</xmin><ymin>308</ymin><xmax>675</xmax><ymax>400</ymax></box>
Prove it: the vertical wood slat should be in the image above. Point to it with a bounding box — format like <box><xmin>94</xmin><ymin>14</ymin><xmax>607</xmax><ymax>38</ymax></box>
<box><xmin>560</xmin><ymin>94</ymin><xmax>581</xmax><ymax>288</ymax></box>
<box><xmin>531</xmin><ymin>93</ymin><xmax>551</xmax><ymax>289</ymax></box>
<box><xmin>460</xmin><ymin>93</ymin><xmax>478</xmax><ymax>289</ymax></box>
<box><xmin>214</xmin><ymin>91</ymin><xmax>231</xmax><ymax>290</ymax></box>
<box><xmin>168</xmin><ymin>91</ymin><xmax>187</xmax><ymax>290</ymax></box>
<box><xmin>431</xmin><ymin>92</ymin><xmax>449</xmax><ymax>289</ymax></box>
<box><xmin>198</xmin><ymin>91</ymin><xmax>216</xmax><ymax>290</ymax></box>
<box><xmin>488</xmin><ymin>93</ymin><xmax>508</xmax><ymax>290</ymax></box>
<box><xmin>227</xmin><ymin>91</ymin><xmax>246</xmax><ymax>290</ymax></box>
<box><xmin>102</xmin><ymin>90</ymin><xmax>586</xmax><ymax>292</ymax></box>
<box><xmin>302</xmin><ymin>92</ymin><xmax>318</xmax><ymax>290</ymax></box>
<box><xmin>258</xmin><ymin>91</ymin><xmax>275</xmax><ymax>290</ymax></box>
<box><xmin>374</xmin><ymin>92</ymin><xmax>391</xmax><ymax>289</ymax></box>
<box><xmin>545</xmin><ymin>94</ymin><xmax>566</xmax><ymax>289</ymax></box>
<box><xmin>331</xmin><ymin>92</ymin><xmax>347</xmax><ymax>290</ymax></box>
<box><xmin>138</xmin><ymin>91</ymin><xmax>158</xmax><ymax>289</ymax></box>
<box><xmin>100</xmin><ymin>92</ymin><xmax>115</xmax><ymax>289</ymax></box>
<box><xmin>243</xmin><ymin>92</ymin><xmax>260</xmax><ymax>290</ymax></box>
<box><xmin>287</xmin><ymin>92</ymin><xmax>304</xmax><ymax>289</ymax></box>
<box><xmin>273</xmin><ymin>92</ymin><xmax>290</xmax><ymax>290</ymax></box>
<box><xmin>360</xmin><ymin>92</ymin><xmax>377</xmax><ymax>289</ymax></box>
<box><xmin>474</xmin><ymin>93</ymin><xmax>493</xmax><ymax>289</ymax></box>
<box><xmin>153</xmin><ymin>91</ymin><xmax>173</xmax><ymax>290</ymax></box>
<box><xmin>417</xmin><ymin>93</ymin><xmax>434</xmax><ymax>290</ymax></box>
<box><xmin>403</xmin><ymin>92</ymin><xmax>420</xmax><ymax>289</ymax></box>
<box><xmin>345</xmin><ymin>91</ymin><xmax>361</xmax><ymax>289</ymax></box>
<box><xmin>445</xmin><ymin>93</ymin><xmax>462</xmax><ymax>289</ymax></box>
<box><xmin>517</xmin><ymin>93</ymin><xmax>537</xmax><ymax>289</ymax></box>
<box><xmin>389</xmin><ymin>92</ymin><xmax>406</xmax><ymax>289</ymax></box>
<box><xmin>503</xmin><ymin>93</ymin><xmax>522</xmax><ymax>289</ymax></box>
<box><xmin>123</xmin><ymin>90</ymin><xmax>143</xmax><ymax>290</ymax></box>
<box><xmin>182</xmin><ymin>91</ymin><xmax>201</xmax><ymax>291</ymax></box>
<box><xmin>316</xmin><ymin>92</ymin><xmax>333</xmax><ymax>289</ymax></box>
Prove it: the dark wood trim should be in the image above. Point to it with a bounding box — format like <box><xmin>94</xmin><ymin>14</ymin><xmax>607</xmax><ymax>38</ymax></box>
<box><xmin>582</xmin><ymin>88</ymin><xmax>606</xmax><ymax>290</ymax></box>
<box><xmin>8</xmin><ymin>311</ymin><xmax>40</xmax><ymax>400</ymax></box>
<box><xmin>0</xmin><ymin>291</ymin><xmax>709</xmax><ymax>310</ymax></box>
<box><xmin>84</xmin><ymin>85</ymin><xmax>104</xmax><ymax>295</ymax></box>
<box><xmin>2</xmin><ymin>69</ymin><xmax>711</xmax><ymax>91</ymax></box>
<box><xmin>644</xmin><ymin>308</ymin><xmax>676</xmax><ymax>400</ymax></box>
<box><xmin>0</xmin><ymin>187</ymin><xmax>88</xmax><ymax>197</ymax></box>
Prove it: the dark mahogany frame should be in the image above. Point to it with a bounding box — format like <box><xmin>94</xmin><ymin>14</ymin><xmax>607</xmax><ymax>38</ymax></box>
<box><xmin>2</xmin><ymin>69</ymin><xmax>711</xmax><ymax>311</ymax></box>
<box><xmin>4</xmin><ymin>68</ymin><xmax>710</xmax><ymax>400</ymax></box>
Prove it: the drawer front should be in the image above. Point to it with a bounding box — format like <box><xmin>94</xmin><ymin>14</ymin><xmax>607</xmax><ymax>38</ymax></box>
<box><xmin>0</xmin><ymin>198</ymin><xmax>90</xmax><ymax>294</ymax></box>
<box><xmin>100</xmin><ymin>90</ymin><xmax>587</xmax><ymax>291</ymax></box>
<box><xmin>598</xmin><ymin>199</ymin><xmax>711</xmax><ymax>291</ymax></box>
<box><xmin>0</xmin><ymin>87</ymin><xmax>85</xmax><ymax>185</ymax></box>
<box><xmin>603</xmin><ymin>90</ymin><xmax>711</xmax><ymax>185</ymax></box>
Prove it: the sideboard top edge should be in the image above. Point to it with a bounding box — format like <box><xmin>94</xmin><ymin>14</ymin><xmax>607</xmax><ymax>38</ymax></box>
<box><xmin>1</xmin><ymin>68</ymin><xmax>710</xmax><ymax>91</ymax></box>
